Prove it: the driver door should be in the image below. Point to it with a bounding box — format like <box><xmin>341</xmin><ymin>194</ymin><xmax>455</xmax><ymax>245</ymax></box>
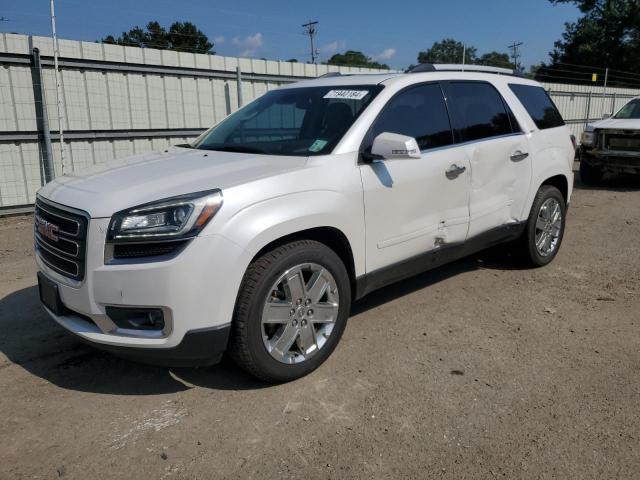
<box><xmin>359</xmin><ymin>82</ymin><xmax>471</xmax><ymax>277</ymax></box>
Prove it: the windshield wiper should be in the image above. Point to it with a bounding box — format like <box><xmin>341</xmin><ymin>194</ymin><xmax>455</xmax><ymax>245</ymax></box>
<box><xmin>197</xmin><ymin>144</ymin><xmax>266</xmax><ymax>154</ymax></box>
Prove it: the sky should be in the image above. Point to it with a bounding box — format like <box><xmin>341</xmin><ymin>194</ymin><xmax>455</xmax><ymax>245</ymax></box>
<box><xmin>0</xmin><ymin>0</ymin><xmax>581</xmax><ymax>69</ymax></box>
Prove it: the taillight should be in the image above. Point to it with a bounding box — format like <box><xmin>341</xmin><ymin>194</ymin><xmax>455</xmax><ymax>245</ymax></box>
<box><xmin>570</xmin><ymin>134</ymin><xmax>577</xmax><ymax>151</ymax></box>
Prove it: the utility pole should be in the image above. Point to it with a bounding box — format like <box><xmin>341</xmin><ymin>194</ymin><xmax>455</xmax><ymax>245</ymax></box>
<box><xmin>508</xmin><ymin>41</ymin><xmax>523</xmax><ymax>72</ymax></box>
<box><xmin>302</xmin><ymin>20</ymin><xmax>319</xmax><ymax>64</ymax></box>
<box><xmin>462</xmin><ymin>44</ymin><xmax>466</xmax><ymax>69</ymax></box>
<box><xmin>49</xmin><ymin>0</ymin><xmax>66</xmax><ymax>175</ymax></box>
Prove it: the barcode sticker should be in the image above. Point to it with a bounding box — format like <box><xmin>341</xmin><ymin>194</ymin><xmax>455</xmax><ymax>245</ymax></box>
<box><xmin>323</xmin><ymin>90</ymin><xmax>369</xmax><ymax>100</ymax></box>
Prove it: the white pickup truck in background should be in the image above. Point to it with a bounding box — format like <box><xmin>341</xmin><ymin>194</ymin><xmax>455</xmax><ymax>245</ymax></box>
<box><xmin>580</xmin><ymin>97</ymin><xmax>640</xmax><ymax>184</ymax></box>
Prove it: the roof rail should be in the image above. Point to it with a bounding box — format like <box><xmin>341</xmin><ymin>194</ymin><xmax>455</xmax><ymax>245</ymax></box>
<box><xmin>318</xmin><ymin>72</ymin><xmax>343</xmax><ymax>78</ymax></box>
<box><xmin>408</xmin><ymin>63</ymin><xmax>523</xmax><ymax>77</ymax></box>
<box><xmin>407</xmin><ymin>64</ymin><xmax>436</xmax><ymax>73</ymax></box>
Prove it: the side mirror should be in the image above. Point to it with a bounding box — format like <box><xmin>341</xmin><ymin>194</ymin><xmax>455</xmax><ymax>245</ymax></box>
<box><xmin>602</xmin><ymin>113</ymin><xmax>612</xmax><ymax>119</ymax></box>
<box><xmin>370</xmin><ymin>132</ymin><xmax>421</xmax><ymax>160</ymax></box>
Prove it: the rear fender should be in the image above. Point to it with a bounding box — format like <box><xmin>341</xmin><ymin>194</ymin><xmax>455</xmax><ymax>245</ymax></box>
<box><xmin>523</xmin><ymin>145</ymin><xmax>573</xmax><ymax>217</ymax></box>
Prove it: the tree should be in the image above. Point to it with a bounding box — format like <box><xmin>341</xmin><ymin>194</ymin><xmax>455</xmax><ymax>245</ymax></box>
<box><xmin>543</xmin><ymin>0</ymin><xmax>640</xmax><ymax>80</ymax></box>
<box><xmin>167</xmin><ymin>22</ymin><xmax>213</xmax><ymax>53</ymax></box>
<box><xmin>417</xmin><ymin>39</ymin><xmax>477</xmax><ymax>64</ymax></box>
<box><xmin>327</xmin><ymin>50</ymin><xmax>389</xmax><ymax>69</ymax></box>
<box><xmin>477</xmin><ymin>51</ymin><xmax>513</xmax><ymax>69</ymax></box>
<box><xmin>528</xmin><ymin>63</ymin><xmax>545</xmax><ymax>78</ymax></box>
<box><xmin>102</xmin><ymin>21</ymin><xmax>214</xmax><ymax>54</ymax></box>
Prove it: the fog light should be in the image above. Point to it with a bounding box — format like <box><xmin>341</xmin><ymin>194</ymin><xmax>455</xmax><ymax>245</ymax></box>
<box><xmin>105</xmin><ymin>307</ymin><xmax>165</xmax><ymax>331</ymax></box>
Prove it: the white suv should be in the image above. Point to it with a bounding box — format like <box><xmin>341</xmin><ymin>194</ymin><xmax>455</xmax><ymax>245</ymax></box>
<box><xmin>35</xmin><ymin>64</ymin><xmax>574</xmax><ymax>382</ymax></box>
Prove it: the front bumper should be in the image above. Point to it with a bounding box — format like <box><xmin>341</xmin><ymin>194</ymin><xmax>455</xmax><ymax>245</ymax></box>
<box><xmin>580</xmin><ymin>146</ymin><xmax>640</xmax><ymax>174</ymax></box>
<box><xmin>36</xmin><ymin>214</ymin><xmax>252</xmax><ymax>366</ymax></box>
<box><xmin>55</xmin><ymin>312</ymin><xmax>231</xmax><ymax>367</ymax></box>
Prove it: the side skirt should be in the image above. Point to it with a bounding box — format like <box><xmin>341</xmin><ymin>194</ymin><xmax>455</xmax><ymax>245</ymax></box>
<box><xmin>354</xmin><ymin>222</ymin><xmax>526</xmax><ymax>299</ymax></box>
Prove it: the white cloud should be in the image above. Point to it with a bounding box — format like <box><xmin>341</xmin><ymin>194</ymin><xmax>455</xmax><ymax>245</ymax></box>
<box><xmin>232</xmin><ymin>32</ymin><xmax>263</xmax><ymax>57</ymax></box>
<box><xmin>214</xmin><ymin>36</ymin><xmax>225</xmax><ymax>44</ymax></box>
<box><xmin>318</xmin><ymin>40</ymin><xmax>346</xmax><ymax>55</ymax></box>
<box><xmin>373</xmin><ymin>48</ymin><xmax>396</xmax><ymax>61</ymax></box>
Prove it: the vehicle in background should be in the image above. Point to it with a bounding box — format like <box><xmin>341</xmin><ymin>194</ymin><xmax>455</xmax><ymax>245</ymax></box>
<box><xmin>580</xmin><ymin>97</ymin><xmax>640</xmax><ymax>184</ymax></box>
<box><xmin>34</xmin><ymin>64</ymin><xmax>574</xmax><ymax>382</ymax></box>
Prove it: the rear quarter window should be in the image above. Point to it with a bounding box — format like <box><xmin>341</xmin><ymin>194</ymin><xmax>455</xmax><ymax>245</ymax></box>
<box><xmin>509</xmin><ymin>84</ymin><xmax>565</xmax><ymax>130</ymax></box>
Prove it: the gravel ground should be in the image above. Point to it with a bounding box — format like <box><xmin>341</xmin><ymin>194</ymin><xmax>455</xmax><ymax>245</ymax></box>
<box><xmin>0</xmin><ymin>173</ymin><xmax>639</xmax><ymax>479</ymax></box>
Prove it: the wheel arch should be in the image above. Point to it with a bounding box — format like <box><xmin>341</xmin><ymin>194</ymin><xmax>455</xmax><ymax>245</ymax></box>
<box><xmin>252</xmin><ymin>226</ymin><xmax>357</xmax><ymax>298</ymax></box>
<box><xmin>541</xmin><ymin>174</ymin><xmax>569</xmax><ymax>204</ymax></box>
<box><xmin>523</xmin><ymin>170</ymin><xmax>572</xmax><ymax>220</ymax></box>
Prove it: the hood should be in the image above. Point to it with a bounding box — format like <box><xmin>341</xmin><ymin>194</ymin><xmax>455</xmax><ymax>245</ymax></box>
<box><xmin>587</xmin><ymin>117</ymin><xmax>640</xmax><ymax>131</ymax></box>
<box><xmin>38</xmin><ymin>147</ymin><xmax>308</xmax><ymax>217</ymax></box>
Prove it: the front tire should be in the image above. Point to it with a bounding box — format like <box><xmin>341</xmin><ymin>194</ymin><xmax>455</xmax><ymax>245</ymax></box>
<box><xmin>520</xmin><ymin>185</ymin><xmax>566</xmax><ymax>267</ymax></box>
<box><xmin>228</xmin><ymin>240</ymin><xmax>351</xmax><ymax>383</ymax></box>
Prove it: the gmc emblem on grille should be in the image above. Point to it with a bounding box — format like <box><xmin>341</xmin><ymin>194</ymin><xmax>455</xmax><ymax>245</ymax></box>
<box><xmin>35</xmin><ymin>214</ymin><xmax>59</xmax><ymax>241</ymax></box>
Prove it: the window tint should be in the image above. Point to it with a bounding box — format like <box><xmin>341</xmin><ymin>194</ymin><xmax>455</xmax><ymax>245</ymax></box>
<box><xmin>509</xmin><ymin>84</ymin><xmax>565</xmax><ymax>129</ymax></box>
<box><xmin>445</xmin><ymin>82</ymin><xmax>514</xmax><ymax>142</ymax></box>
<box><xmin>371</xmin><ymin>83</ymin><xmax>453</xmax><ymax>151</ymax></box>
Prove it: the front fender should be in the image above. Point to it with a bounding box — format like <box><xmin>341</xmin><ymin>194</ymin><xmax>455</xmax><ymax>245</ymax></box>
<box><xmin>215</xmin><ymin>190</ymin><xmax>366</xmax><ymax>277</ymax></box>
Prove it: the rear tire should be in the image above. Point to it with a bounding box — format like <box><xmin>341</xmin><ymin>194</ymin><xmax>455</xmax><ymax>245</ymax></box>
<box><xmin>228</xmin><ymin>240</ymin><xmax>351</xmax><ymax>383</ymax></box>
<box><xmin>579</xmin><ymin>158</ymin><xmax>604</xmax><ymax>185</ymax></box>
<box><xmin>519</xmin><ymin>185</ymin><xmax>566</xmax><ymax>267</ymax></box>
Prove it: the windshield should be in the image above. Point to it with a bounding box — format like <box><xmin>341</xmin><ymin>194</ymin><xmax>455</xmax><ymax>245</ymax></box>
<box><xmin>614</xmin><ymin>99</ymin><xmax>640</xmax><ymax>119</ymax></box>
<box><xmin>192</xmin><ymin>85</ymin><xmax>382</xmax><ymax>156</ymax></box>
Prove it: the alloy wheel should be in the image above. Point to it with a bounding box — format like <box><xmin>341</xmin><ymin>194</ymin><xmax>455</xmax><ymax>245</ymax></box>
<box><xmin>261</xmin><ymin>263</ymin><xmax>340</xmax><ymax>364</ymax></box>
<box><xmin>534</xmin><ymin>198</ymin><xmax>563</xmax><ymax>257</ymax></box>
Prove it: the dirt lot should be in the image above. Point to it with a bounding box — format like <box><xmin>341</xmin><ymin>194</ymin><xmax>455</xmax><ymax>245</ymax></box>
<box><xmin>1</xmin><ymin>174</ymin><xmax>639</xmax><ymax>480</ymax></box>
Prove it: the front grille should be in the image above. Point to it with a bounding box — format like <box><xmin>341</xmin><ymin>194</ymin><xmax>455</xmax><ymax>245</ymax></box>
<box><xmin>602</xmin><ymin>131</ymin><xmax>640</xmax><ymax>152</ymax></box>
<box><xmin>34</xmin><ymin>198</ymin><xmax>88</xmax><ymax>281</ymax></box>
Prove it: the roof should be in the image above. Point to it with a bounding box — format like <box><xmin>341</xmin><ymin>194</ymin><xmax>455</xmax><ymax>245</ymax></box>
<box><xmin>285</xmin><ymin>68</ymin><xmax>540</xmax><ymax>90</ymax></box>
<box><xmin>289</xmin><ymin>72</ymin><xmax>403</xmax><ymax>88</ymax></box>
<box><xmin>288</xmin><ymin>70</ymin><xmax>539</xmax><ymax>88</ymax></box>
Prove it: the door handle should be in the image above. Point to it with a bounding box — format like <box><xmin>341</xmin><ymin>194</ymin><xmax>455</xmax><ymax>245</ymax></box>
<box><xmin>445</xmin><ymin>164</ymin><xmax>466</xmax><ymax>179</ymax></box>
<box><xmin>510</xmin><ymin>151</ymin><xmax>529</xmax><ymax>162</ymax></box>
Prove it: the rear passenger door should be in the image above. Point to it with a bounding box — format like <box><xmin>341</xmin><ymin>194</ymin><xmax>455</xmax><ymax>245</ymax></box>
<box><xmin>359</xmin><ymin>83</ymin><xmax>471</xmax><ymax>274</ymax></box>
<box><xmin>442</xmin><ymin>81</ymin><xmax>531</xmax><ymax>238</ymax></box>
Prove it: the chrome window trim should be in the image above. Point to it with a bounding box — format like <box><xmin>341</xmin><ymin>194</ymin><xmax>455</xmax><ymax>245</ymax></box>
<box><xmin>359</xmin><ymin>79</ymin><xmax>526</xmax><ymax>163</ymax></box>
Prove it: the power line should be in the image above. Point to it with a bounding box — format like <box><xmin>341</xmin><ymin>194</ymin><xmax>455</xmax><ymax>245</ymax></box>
<box><xmin>301</xmin><ymin>20</ymin><xmax>318</xmax><ymax>64</ymax></box>
<box><xmin>507</xmin><ymin>41</ymin><xmax>523</xmax><ymax>71</ymax></box>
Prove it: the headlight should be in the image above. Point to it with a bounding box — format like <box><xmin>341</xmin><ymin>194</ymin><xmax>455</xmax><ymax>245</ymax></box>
<box><xmin>107</xmin><ymin>189</ymin><xmax>223</xmax><ymax>242</ymax></box>
<box><xmin>581</xmin><ymin>131</ymin><xmax>595</xmax><ymax>146</ymax></box>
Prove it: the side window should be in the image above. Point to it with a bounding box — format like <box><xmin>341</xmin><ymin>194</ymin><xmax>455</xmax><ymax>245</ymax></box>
<box><xmin>445</xmin><ymin>82</ymin><xmax>514</xmax><ymax>143</ymax></box>
<box><xmin>371</xmin><ymin>83</ymin><xmax>453</xmax><ymax>151</ymax></box>
<box><xmin>509</xmin><ymin>84</ymin><xmax>564</xmax><ymax>129</ymax></box>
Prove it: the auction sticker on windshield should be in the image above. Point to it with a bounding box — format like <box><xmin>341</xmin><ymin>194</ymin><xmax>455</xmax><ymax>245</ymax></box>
<box><xmin>323</xmin><ymin>90</ymin><xmax>369</xmax><ymax>100</ymax></box>
<box><xmin>309</xmin><ymin>139</ymin><xmax>328</xmax><ymax>152</ymax></box>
